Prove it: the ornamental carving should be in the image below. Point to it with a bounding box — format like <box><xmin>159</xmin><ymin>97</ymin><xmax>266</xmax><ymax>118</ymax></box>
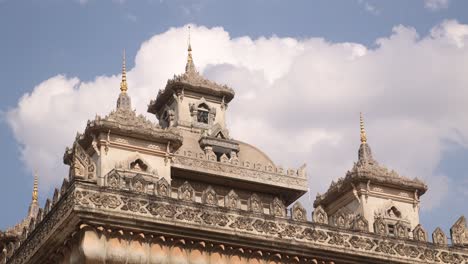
<box><xmin>225</xmin><ymin>190</ymin><xmax>239</xmax><ymax>209</ymax></box>
<box><xmin>229</xmin><ymin>217</ymin><xmax>253</xmax><ymax>231</ymax></box>
<box><xmin>202</xmin><ymin>186</ymin><xmax>218</xmax><ymax>206</ymax></box>
<box><xmin>349</xmin><ymin>236</ymin><xmax>374</xmax><ymax>250</ymax></box>
<box><xmin>178</xmin><ymin>181</ymin><xmax>195</xmax><ymax>202</ymax></box>
<box><xmin>270</xmin><ymin>197</ymin><xmax>286</xmax><ymax>217</ymax></box>
<box><xmin>312</xmin><ymin>206</ymin><xmax>328</xmax><ymax>224</ymax></box>
<box><xmin>200</xmin><ymin>212</ymin><xmax>229</xmax><ymax>227</ymax></box>
<box><xmin>302</xmin><ymin>228</ymin><xmax>328</xmax><ymax>242</ymax></box>
<box><xmin>248</xmin><ymin>193</ymin><xmax>263</xmax><ymax>213</ymax></box>
<box><xmin>351</xmin><ymin>215</ymin><xmax>369</xmax><ymax>232</ymax></box>
<box><xmin>451</xmin><ymin>216</ymin><xmax>468</xmax><ymax>246</ymax></box>
<box><xmin>87</xmin><ymin>193</ymin><xmax>121</xmax><ymax>209</ymax></box>
<box><xmin>147</xmin><ymin>203</ymin><xmax>176</xmax><ymax>218</ymax></box>
<box><xmin>412</xmin><ymin>224</ymin><xmax>427</xmax><ymax>242</ymax></box>
<box><xmin>157</xmin><ymin>178</ymin><xmax>170</xmax><ymax>197</ymax></box>
<box><xmin>433</xmin><ymin>227</ymin><xmax>448</xmax><ymax>246</ymax></box>
<box><xmin>121</xmin><ymin>198</ymin><xmax>147</xmax><ymax>213</ymax></box>
<box><xmin>373</xmin><ymin>217</ymin><xmax>387</xmax><ymax>236</ymax></box>
<box><xmin>66</xmin><ymin>141</ymin><xmax>96</xmax><ymax>182</ymax></box>
<box><xmin>394</xmin><ymin>221</ymin><xmax>408</xmax><ymax>239</ymax></box>
<box><xmin>291</xmin><ymin>202</ymin><xmax>307</xmax><ymax>221</ymax></box>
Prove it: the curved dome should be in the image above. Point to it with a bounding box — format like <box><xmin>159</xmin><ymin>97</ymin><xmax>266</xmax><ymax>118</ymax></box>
<box><xmin>235</xmin><ymin>140</ymin><xmax>275</xmax><ymax>166</ymax></box>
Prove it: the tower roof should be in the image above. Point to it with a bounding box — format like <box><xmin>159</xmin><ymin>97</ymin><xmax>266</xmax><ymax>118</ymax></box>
<box><xmin>314</xmin><ymin>113</ymin><xmax>427</xmax><ymax>208</ymax></box>
<box><xmin>148</xmin><ymin>31</ymin><xmax>235</xmax><ymax>115</ymax></box>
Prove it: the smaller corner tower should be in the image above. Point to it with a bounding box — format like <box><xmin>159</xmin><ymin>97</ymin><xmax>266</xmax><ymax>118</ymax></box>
<box><xmin>314</xmin><ymin>113</ymin><xmax>428</xmax><ymax>237</ymax></box>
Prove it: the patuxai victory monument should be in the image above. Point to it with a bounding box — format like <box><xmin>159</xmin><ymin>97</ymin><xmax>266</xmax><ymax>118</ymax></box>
<box><xmin>1</xmin><ymin>38</ymin><xmax>468</xmax><ymax>264</ymax></box>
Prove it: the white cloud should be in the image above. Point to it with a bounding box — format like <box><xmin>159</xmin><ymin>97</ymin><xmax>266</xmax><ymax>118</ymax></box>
<box><xmin>6</xmin><ymin>21</ymin><xmax>468</xmax><ymax>214</ymax></box>
<box><xmin>424</xmin><ymin>0</ymin><xmax>450</xmax><ymax>10</ymax></box>
<box><xmin>358</xmin><ymin>0</ymin><xmax>380</xmax><ymax>15</ymax></box>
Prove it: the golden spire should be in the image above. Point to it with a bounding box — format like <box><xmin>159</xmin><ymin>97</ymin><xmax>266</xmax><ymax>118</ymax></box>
<box><xmin>32</xmin><ymin>171</ymin><xmax>38</xmax><ymax>204</ymax></box>
<box><xmin>360</xmin><ymin>112</ymin><xmax>367</xmax><ymax>144</ymax></box>
<box><xmin>185</xmin><ymin>25</ymin><xmax>196</xmax><ymax>73</ymax></box>
<box><xmin>120</xmin><ymin>49</ymin><xmax>128</xmax><ymax>93</ymax></box>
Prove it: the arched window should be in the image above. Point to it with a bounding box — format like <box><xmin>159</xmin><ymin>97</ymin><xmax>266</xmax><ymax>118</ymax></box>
<box><xmin>197</xmin><ymin>103</ymin><xmax>209</xmax><ymax>124</ymax></box>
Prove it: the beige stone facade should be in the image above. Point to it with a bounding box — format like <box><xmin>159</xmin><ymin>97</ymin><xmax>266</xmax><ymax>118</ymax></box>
<box><xmin>1</xmin><ymin>43</ymin><xmax>467</xmax><ymax>264</ymax></box>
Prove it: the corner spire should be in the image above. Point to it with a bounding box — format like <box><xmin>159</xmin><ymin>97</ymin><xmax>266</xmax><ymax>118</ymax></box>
<box><xmin>357</xmin><ymin>112</ymin><xmax>376</xmax><ymax>165</ymax></box>
<box><xmin>32</xmin><ymin>171</ymin><xmax>38</xmax><ymax>204</ymax></box>
<box><xmin>120</xmin><ymin>49</ymin><xmax>128</xmax><ymax>93</ymax></box>
<box><xmin>360</xmin><ymin>112</ymin><xmax>367</xmax><ymax>144</ymax></box>
<box><xmin>116</xmin><ymin>49</ymin><xmax>132</xmax><ymax>111</ymax></box>
<box><xmin>185</xmin><ymin>25</ymin><xmax>197</xmax><ymax>74</ymax></box>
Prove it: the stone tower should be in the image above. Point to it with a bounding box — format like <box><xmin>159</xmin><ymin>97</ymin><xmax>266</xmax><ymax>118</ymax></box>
<box><xmin>314</xmin><ymin>113</ymin><xmax>428</xmax><ymax>237</ymax></box>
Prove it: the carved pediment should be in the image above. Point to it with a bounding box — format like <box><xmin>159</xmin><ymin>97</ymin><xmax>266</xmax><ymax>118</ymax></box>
<box><xmin>413</xmin><ymin>224</ymin><xmax>427</xmax><ymax>242</ymax></box>
<box><xmin>432</xmin><ymin>227</ymin><xmax>448</xmax><ymax>246</ymax></box>
<box><xmin>225</xmin><ymin>190</ymin><xmax>240</xmax><ymax>209</ymax></box>
<box><xmin>270</xmin><ymin>197</ymin><xmax>286</xmax><ymax>218</ymax></box>
<box><xmin>313</xmin><ymin>206</ymin><xmax>328</xmax><ymax>225</ymax></box>
<box><xmin>178</xmin><ymin>182</ymin><xmax>195</xmax><ymax>202</ymax></box>
<box><xmin>65</xmin><ymin>141</ymin><xmax>96</xmax><ymax>182</ymax></box>
<box><xmin>291</xmin><ymin>202</ymin><xmax>307</xmax><ymax>221</ymax></box>
<box><xmin>450</xmin><ymin>216</ymin><xmax>468</xmax><ymax>246</ymax></box>
<box><xmin>202</xmin><ymin>186</ymin><xmax>218</xmax><ymax>206</ymax></box>
<box><xmin>248</xmin><ymin>193</ymin><xmax>262</xmax><ymax>213</ymax></box>
<box><xmin>374</xmin><ymin>217</ymin><xmax>387</xmax><ymax>236</ymax></box>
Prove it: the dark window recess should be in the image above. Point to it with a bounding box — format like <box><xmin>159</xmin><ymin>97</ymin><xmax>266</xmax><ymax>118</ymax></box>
<box><xmin>197</xmin><ymin>110</ymin><xmax>209</xmax><ymax>124</ymax></box>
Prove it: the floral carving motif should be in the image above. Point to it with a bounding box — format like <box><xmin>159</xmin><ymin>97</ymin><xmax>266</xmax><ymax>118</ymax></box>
<box><xmin>88</xmin><ymin>193</ymin><xmax>121</xmax><ymax>209</ymax></box>
<box><xmin>121</xmin><ymin>198</ymin><xmax>147</xmax><ymax>213</ymax></box>
<box><xmin>147</xmin><ymin>203</ymin><xmax>176</xmax><ymax>218</ymax></box>
<box><xmin>349</xmin><ymin>236</ymin><xmax>374</xmax><ymax>250</ymax></box>
<box><xmin>374</xmin><ymin>241</ymin><xmax>396</xmax><ymax>255</ymax></box>
<box><xmin>394</xmin><ymin>244</ymin><xmax>419</xmax><ymax>258</ymax></box>
<box><xmin>327</xmin><ymin>232</ymin><xmax>349</xmax><ymax>247</ymax></box>
<box><xmin>200</xmin><ymin>212</ymin><xmax>229</xmax><ymax>227</ymax></box>
<box><xmin>229</xmin><ymin>217</ymin><xmax>253</xmax><ymax>231</ymax></box>
<box><xmin>302</xmin><ymin>228</ymin><xmax>328</xmax><ymax>242</ymax></box>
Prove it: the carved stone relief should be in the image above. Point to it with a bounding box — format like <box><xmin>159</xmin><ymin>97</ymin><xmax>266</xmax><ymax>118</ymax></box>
<box><xmin>451</xmin><ymin>216</ymin><xmax>468</xmax><ymax>246</ymax></box>
<box><xmin>202</xmin><ymin>186</ymin><xmax>218</xmax><ymax>206</ymax></box>
<box><xmin>312</xmin><ymin>206</ymin><xmax>328</xmax><ymax>225</ymax></box>
<box><xmin>374</xmin><ymin>217</ymin><xmax>388</xmax><ymax>236</ymax></box>
<box><xmin>432</xmin><ymin>227</ymin><xmax>448</xmax><ymax>246</ymax></box>
<box><xmin>291</xmin><ymin>202</ymin><xmax>307</xmax><ymax>221</ymax></box>
<box><xmin>178</xmin><ymin>181</ymin><xmax>195</xmax><ymax>202</ymax></box>
<box><xmin>157</xmin><ymin>178</ymin><xmax>170</xmax><ymax>197</ymax></box>
<box><xmin>413</xmin><ymin>224</ymin><xmax>427</xmax><ymax>242</ymax></box>
<box><xmin>225</xmin><ymin>190</ymin><xmax>239</xmax><ymax>209</ymax></box>
<box><xmin>248</xmin><ymin>193</ymin><xmax>262</xmax><ymax>213</ymax></box>
<box><xmin>270</xmin><ymin>197</ymin><xmax>286</xmax><ymax>218</ymax></box>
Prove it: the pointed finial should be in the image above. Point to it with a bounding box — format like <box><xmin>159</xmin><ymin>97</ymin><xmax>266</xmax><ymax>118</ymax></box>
<box><xmin>120</xmin><ymin>49</ymin><xmax>128</xmax><ymax>93</ymax></box>
<box><xmin>188</xmin><ymin>25</ymin><xmax>192</xmax><ymax>52</ymax></box>
<box><xmin>360</xmin><ymin>112</ymin><xmax>367</xmax><ymax>144</ymax></box>
<box><xmin>32</xmin><ymin>171</ymin><xmax>38</xmax><ymax>204</ymax></box>
<box><xmin>185</xmin><ymin>25</ymin><xmax>196</xmax><ymax>74</ymax></box>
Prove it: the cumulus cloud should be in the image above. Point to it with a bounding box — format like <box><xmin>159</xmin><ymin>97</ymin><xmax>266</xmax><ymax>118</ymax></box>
<box><xmin>424</xmin><ymin>0</ymin><xmax>450</xmax><ymax>10</ymax></box>
<box><xmin>6</xmin><ymin>21</ymin><xmax>468</xmax><ymax>213</ymax></box>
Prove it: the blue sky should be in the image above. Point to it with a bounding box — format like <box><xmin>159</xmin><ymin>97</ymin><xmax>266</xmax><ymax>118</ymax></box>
<box><xmin>0</xmin><ymin>0</ymin><xmax>467</xmax><ymax>237</ymax></box>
